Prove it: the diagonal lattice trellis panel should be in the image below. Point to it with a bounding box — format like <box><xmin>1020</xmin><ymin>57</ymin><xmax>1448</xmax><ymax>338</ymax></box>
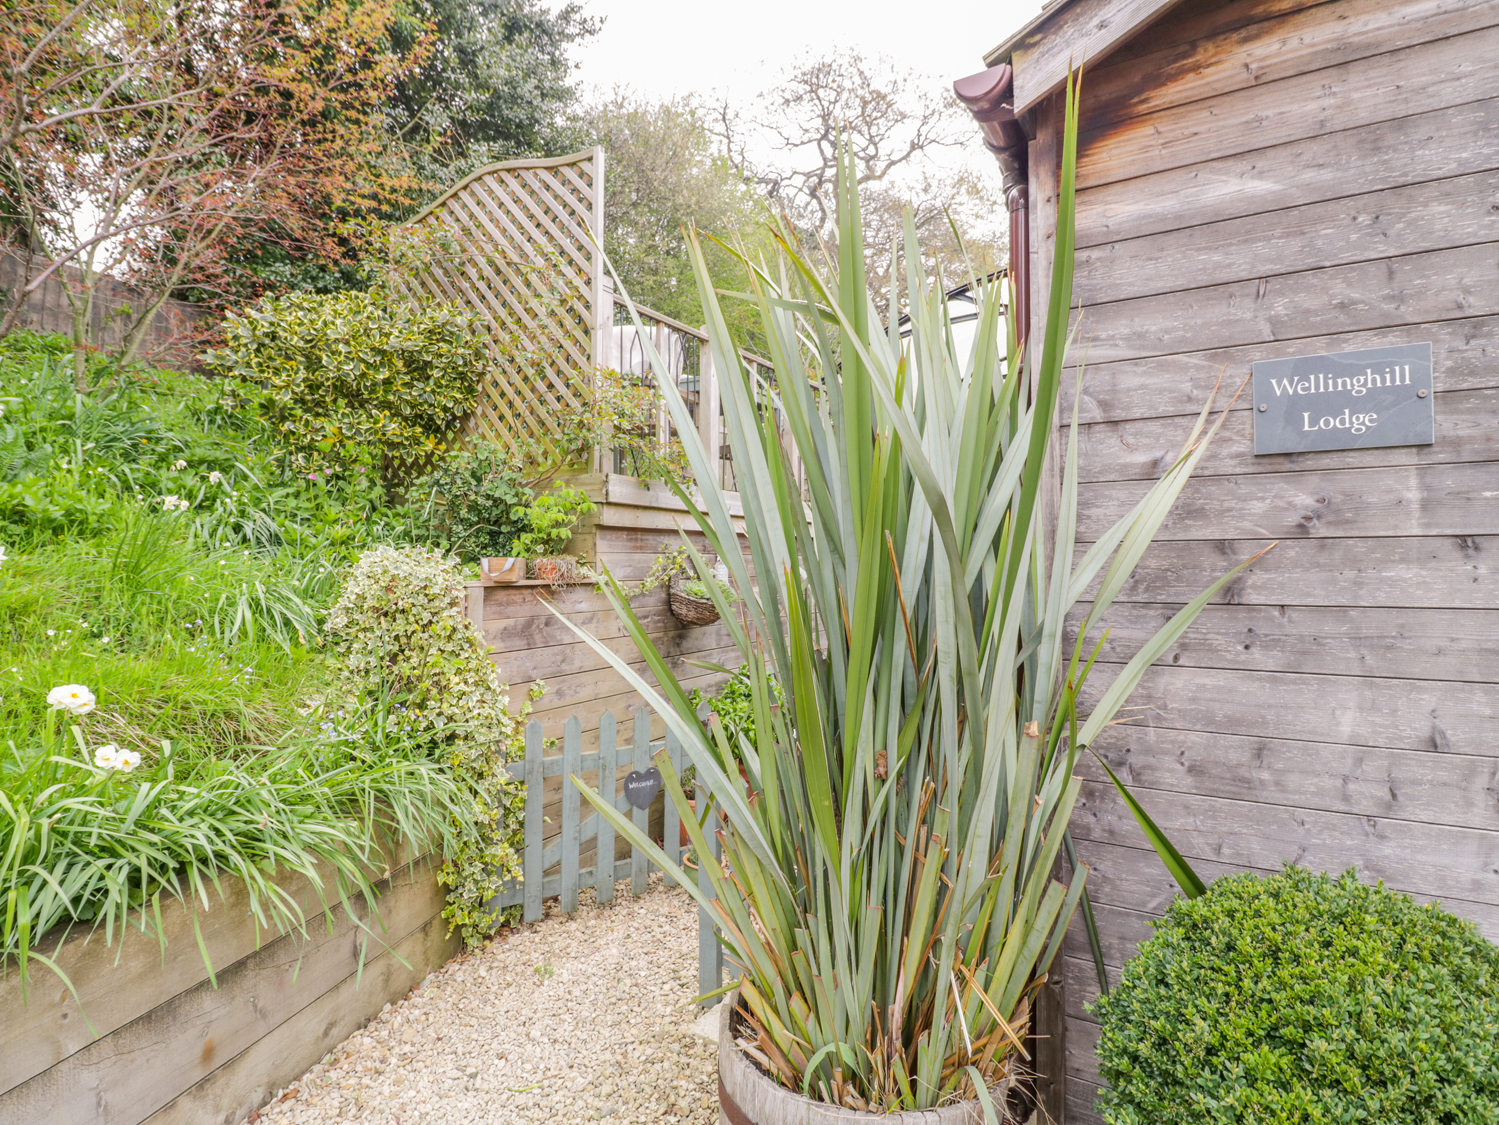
<box><xmin>400</xmin><ymin>149</ymin><xmax>605</xmax><ymax>454</ymax></box>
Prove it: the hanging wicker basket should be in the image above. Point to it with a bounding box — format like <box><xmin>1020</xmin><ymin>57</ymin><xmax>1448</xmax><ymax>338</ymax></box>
<box><xmin>668</xmin><ymin>577</ymin><xmax>721</xmax><ymax>627</ymax></box>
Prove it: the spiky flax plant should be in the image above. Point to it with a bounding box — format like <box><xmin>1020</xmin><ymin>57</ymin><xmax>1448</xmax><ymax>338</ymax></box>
<box><xmin>569</xmin><ymin>72</ymin><xmax>1258</xmax><ymax>1115</ymax></box>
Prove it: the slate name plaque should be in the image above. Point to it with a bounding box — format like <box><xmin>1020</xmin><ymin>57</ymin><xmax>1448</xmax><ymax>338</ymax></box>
<box><xmin>1251</xmin><ymin>342</ymin><xmax>1434</xmax><ymax>455</ymax></box>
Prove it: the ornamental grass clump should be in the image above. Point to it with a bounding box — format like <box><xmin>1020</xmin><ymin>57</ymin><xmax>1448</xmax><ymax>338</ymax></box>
<box><xmin>566</xmin><ymin>73</ymin><xmax>1259</xmax><ymax>1116</ymax></box>
<box><xmin>1093</xmin><ymin>867</ymin><xmax>1499</xmax><ymax>1125</ymax></box>
<box><xmin>1</xmin><ymin>693</ymin><xmax>470</xmax><ymax>1001</ymax></box>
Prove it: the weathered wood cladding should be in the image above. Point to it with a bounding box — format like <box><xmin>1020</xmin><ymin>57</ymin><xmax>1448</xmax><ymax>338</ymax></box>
<box><xmin>472</xmin><ymin>482</ymin><xmax>747</xmax><ymax>852</ymax></box>
<box><xmin>1008</xmin><ymin>0</ymin><xmax>1499</xmax><ymax>1118</ymax></box>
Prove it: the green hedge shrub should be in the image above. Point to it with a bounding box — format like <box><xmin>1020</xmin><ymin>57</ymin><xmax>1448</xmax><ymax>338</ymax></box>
<box><xmin>208</xmin><ymin>292</ymin><xmax>485</xmax><ymax>483</ymax></box>
<box><xmin>1093</xmin><ymin>866</ymin><xmax>1499</xmax><ymax>1125</ymax></box>
<box><xmin>413</xmin><ymin>447</ymin><xmax>533</xmax><ymax>559</ymax></box>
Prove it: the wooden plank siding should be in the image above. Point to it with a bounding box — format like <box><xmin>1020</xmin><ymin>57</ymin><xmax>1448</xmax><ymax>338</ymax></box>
<box><xmin>1015</xmin><ymin>0</ymin><xmax>1499</xmax><ymax>1117</ymax></box>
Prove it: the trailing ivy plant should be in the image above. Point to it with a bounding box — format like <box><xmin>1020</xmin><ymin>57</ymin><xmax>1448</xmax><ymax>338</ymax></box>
<box><xmin>1093</xmin><ymin>867</ymin><xmax>1499</xmax><ymax>1124</ymax></box>
<box><xmin>324</xmin><ymin>546</ymin><xmax>536</xmax><ymax>946</ymax></box>
<box><xmin>206</xmin><ymin>292</ymin><xmax>486</xmax><ymax>485</ymax></box>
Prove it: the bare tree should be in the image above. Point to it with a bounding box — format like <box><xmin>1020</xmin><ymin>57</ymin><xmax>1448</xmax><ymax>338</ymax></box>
<box><xmin>715</xmin><ymin>49</ymin><xmax>1002</xmax><ymax>298</ymax></box>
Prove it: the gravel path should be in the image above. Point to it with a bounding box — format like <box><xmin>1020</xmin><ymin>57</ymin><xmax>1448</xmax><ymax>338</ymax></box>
<box><xmin>252</xmin><ymin>875</ymin><xmax>721</xmax><ymax>1125</ymax></box>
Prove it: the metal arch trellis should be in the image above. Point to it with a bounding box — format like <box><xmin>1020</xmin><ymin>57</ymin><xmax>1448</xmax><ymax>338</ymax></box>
<box><xmin>397</xmin><ymin>148</ymin><xmax>608</xmax><ymax>456</ymax></box>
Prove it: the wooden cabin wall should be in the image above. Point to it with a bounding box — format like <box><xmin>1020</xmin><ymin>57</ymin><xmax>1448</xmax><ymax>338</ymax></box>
<box><xmin>1027</xmin><ymin>0</ymin><xmax>1499</xmax><ymax>1119</ymax></box>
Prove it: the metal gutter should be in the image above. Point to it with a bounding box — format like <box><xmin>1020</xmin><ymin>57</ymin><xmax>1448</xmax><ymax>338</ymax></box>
<box><xmin>952</xmin><ymin>64</ymin><xmax>1032</xmax><ymax>344</ymax></box>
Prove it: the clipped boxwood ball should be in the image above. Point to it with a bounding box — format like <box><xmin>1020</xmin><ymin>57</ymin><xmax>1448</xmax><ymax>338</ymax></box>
<box><xmin>1093</xmin><ymin>867</ymin><xmax>1499</xmax><ymax>1124</ymax></box>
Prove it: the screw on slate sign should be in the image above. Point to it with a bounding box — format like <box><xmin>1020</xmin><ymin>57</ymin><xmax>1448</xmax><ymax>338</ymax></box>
<box><xmin>624</xmin><ymin>766</ymin><xmax>663</xmax><ymax>809</ymax></box>
<box><xmin>1258</xmin><ymin>404</ymin><xmax>1267</xmax><ymax>411</ymax></box>
<box><xmin>1418</xmin><ymin>389</ymin><xmax>1428</xmax><ymax>398</ymax></box>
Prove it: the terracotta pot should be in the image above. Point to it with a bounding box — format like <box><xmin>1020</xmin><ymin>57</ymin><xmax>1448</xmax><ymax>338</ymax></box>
<box><xmin>717</xmin><ymin>991</ymin><xmax>1009</xmax><ymax>1124</ymax></box>
<box><xmin>479</xmin><ymin>556</ymin><xmax>524</xmax><ymax>585</ymax></box>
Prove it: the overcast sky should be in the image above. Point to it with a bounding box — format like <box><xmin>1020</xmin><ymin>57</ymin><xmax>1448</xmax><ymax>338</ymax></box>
<box><xmin>571</xmin><ymin>0</ymin><xmax>1043</xmax><ymax>125</ymax></box>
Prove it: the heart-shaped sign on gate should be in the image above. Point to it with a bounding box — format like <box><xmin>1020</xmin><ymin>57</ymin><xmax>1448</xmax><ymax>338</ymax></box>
<box><xmin>623</xmin><ymin>767</ymin><xmax>663</xmax><ymax>810</ymax></box>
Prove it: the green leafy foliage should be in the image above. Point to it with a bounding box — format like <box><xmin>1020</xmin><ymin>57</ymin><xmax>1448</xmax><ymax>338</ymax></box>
<box><xmin>689</xmin><ymin>663</ymin><xmax>780</xmax><ymax>750</ymax></box>
<box><xmin>0</xmin><ymin>703</ymin><xmax>470</xmax><ymax>1000</ymax></box>
<box><xmin>1092</xmin><ymin>867</ymin><xmax>1499</xmax><ymax>1125</ymax></box>
<box><xmin>208</xmin><ymin>292</ymin><xmax>486</xmax><ymax>483</ymax></box>
<box><xmin>413</xmin><ymin>445</ymin><xmax>533</xmax><ymax>559</ymax></box>
<box><xmin>678</xmin><ymin>576</ymin><xmax>733</xmax><ymax>602</ymax></box>
<box><xmin>325</xmin><ymin>546</ymin><xmax>532</xmax><ymax>946</ymax></box>
<box><xmin>510</xmin><ymin>483</ymin><xmax>593</xmax><ymax>558</ymax></box>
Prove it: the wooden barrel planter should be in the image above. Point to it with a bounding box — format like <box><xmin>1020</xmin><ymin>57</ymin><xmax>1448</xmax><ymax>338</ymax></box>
<box><xmin>716</xmin><ymin>992</ymin><xmax>1011</xmax><ymax>1124</ymax></box>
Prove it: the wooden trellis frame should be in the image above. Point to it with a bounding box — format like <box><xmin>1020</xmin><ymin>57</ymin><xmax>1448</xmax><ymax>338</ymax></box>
<box><xmin>400</xmin><ymin>148</ymin><xmax>607</xmax><ymax>454</ymax></box>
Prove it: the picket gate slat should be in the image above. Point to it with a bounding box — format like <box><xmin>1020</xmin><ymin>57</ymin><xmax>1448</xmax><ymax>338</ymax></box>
<box><xmin>631</xmin><ymin>710</ymin><xmax>651</xmax><ymax>895</ymax></box>
<box><xmin>522</xmin><ymin>721</ymin><xmax>544</xmax><ymax>924</ymax></box>
<box><xmin>662</xmin><ymin>730</ymin><xmax>681</xmax><ymax>870</ymax></box>
<box><xmin>596</xmin><ymin>711</ymin><xmax>618</xmax><ymax>904</ymax></box>
<box><xmin>561</xmin><ymin>716</ymin><xmax>582</xmax><ymax>913</ymax></box>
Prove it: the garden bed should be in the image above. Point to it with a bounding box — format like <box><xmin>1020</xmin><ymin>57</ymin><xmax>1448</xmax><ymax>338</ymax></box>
<box><xmin>0</xmin><ymin>846</ymin><xmax>459</xmax><ymax>1125</ymax></box>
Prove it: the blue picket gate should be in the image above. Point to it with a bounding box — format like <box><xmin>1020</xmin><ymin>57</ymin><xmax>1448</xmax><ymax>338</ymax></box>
<box><xmin>484</xmin><ymin>708</ymin><xmax>724</xmax><ymax>1004</ymax></box>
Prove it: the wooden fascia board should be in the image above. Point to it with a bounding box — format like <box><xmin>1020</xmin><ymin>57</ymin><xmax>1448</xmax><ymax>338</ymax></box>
<box><xmin>983</xmin><ymin>0</ymin><xmax>1187</xmax><ymax>115</ymax></box>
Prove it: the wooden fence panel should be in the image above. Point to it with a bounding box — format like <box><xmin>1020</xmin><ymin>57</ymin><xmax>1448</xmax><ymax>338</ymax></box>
<box><xmin>490</xmin><ymin>706</ymin><xmax>725</xmax><ymax>1007</ymax></box>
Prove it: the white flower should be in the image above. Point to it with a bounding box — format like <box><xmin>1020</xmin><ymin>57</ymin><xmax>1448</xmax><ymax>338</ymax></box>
<box><xmin>0</xmin><ymin>544</ymin><xmax>8</xmax><ymax>565</ymax></box>
<box><xmin>208</xmin><ymin>471</ymin><xmax>223</xmax><ymax>484</ymax></box>
<box><xmin>93</xmin><ymin>745</ymin><xmax>141</xmax><ymax>771</ymax></box>
<box><xmin>48</xmin><ymin>684</ymin><xmax>97</xmax><ymax>715</ymax></box>
<box><xmin>171</xmin><ymin>460</ymin><xmax>187</xmax><ymax>471</ymax></box>
<box><xmin>160</xmin><ymin>495</ymin><xmax>190</xmax><ymax>512</ymax></box>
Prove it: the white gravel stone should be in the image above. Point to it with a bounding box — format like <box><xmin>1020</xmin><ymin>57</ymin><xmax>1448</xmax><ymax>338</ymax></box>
<box><xmin>251</xmin><ymin>875</ymin><xmax>720</xmax><ymax>1125</ymax></box>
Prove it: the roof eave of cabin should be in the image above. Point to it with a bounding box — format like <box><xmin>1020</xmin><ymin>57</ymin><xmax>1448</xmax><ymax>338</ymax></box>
<box><xmin>983</xmin><ymin>0</ymin><xmax>1187</xmax><ymax>115</ymax></box>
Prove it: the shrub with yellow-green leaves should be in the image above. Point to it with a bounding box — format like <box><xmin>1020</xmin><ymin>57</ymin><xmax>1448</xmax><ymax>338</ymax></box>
<box><xmin>325</xmin><ymin>546</ymin><xmax>535</xmax><ymax>946</ymax></box>
<box><xmin>207</xmin><ymin>292</ymin><xmax>486</xmax><ymax>484</ymax></box>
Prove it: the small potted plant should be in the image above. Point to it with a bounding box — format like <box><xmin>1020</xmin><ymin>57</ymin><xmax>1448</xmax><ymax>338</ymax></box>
<box><xmin>512</xmin><ymin>483</ymin><xmax>594</xmax><ymax>584</ymax></box>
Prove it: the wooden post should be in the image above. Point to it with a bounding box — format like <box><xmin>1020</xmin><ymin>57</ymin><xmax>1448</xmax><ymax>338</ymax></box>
<box><xmin>698</xmin><ymin>328</ymin><xmax>721</xmax><ymax>485</ymax></box>
<box><xmin>631</xmin><ymin>709</ymin><xmax>651</xmax><ymax>895</ymax></box>
<box><xmin>464</xmin><ymin>583</ymin><xmax>485</xmax><ymax>640</ymax></box>
<box><xmin>522</xmin><ymin>720</ymin><xmax>543</xmax><ymax>924</ymax></box>
<box><xmin>561</xmin><ymin>715</ymin><xmax>582</xmax><ymax>914</ymax></box>
<box><xmin>661</xmin><ymin>730</ymin><xmax>682</xmax><ymax>869</ymax></box>
<box><xmin>596</xmin><ymin>711</ymin><xmax>617</xmax><ymax>904</ymax></box>
<box><xmin>697</xmin><ymin>785</ymin><xmax>723</xmax><ymax>1006</ymax></box>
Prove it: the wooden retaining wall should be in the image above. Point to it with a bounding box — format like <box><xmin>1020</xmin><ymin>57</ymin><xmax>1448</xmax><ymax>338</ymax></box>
<box><xmin>471</xmin><ymin>472</ymin><xmax>747</xmax><ymax>743</ymax></box>
<box><xmin>468</xmin><ymin>474</ymin><xmax>748</xmax><ymax>857</ymax></box>
<box><xmin>0</xmin><ymin>849</ymin><xmax>459</xmax><ymax>1125</ymax></box>
<box><xmin>1013</xmin><ymin>0</ymin><xmax>1499</xmax><ymax>1119</ymax></box>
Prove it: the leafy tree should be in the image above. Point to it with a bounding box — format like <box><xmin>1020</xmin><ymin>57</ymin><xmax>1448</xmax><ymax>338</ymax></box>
<box><xmin>389</xmin><ymin>0</ymin><xmax>599</xmax><ymax>179</ymax></box>
<box><xmin>578</xmin><ymin>92</ymin><xmax>768</xmax><ymax>343</ymax></box>
<box><xmin>0</xmin><ymin>0</ymin><xmax>433</xmax><ymax>379</ymax></box>
<box><xmin>217</xmin><ymin>0</ymin><xmax>599</xmax><ymax>302</ymax></box>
